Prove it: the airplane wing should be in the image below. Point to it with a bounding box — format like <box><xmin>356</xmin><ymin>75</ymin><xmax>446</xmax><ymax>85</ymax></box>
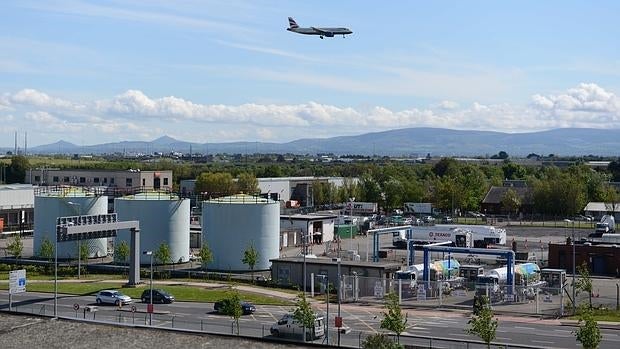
<box><xmin>310</xmin><ymin>27</ymin><xmax>333</xmax><ymax>36</ymax></box>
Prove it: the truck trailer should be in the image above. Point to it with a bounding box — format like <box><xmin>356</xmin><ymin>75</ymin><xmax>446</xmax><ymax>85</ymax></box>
<box><xmin>392</xmin><ymin>227</ymin><xmax>473</xmax><ymax>249</ymax></box>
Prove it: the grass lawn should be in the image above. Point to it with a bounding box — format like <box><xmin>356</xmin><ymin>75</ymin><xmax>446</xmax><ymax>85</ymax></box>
<box><xmin>569</xmin><ymin>308</ymin><xmax>620</xmax><ymax>322</ymax></box>
<box><xmin>0</xmin><ymin>281</ymin><xmax>291</xmax><ymax>306</ymax></box>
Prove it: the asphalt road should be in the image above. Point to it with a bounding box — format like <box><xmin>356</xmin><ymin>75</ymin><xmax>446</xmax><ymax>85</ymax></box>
<box><xmin>2</xmin><ymin>291</ymin><xmax>620</xmax><ymax>348</ymax></box>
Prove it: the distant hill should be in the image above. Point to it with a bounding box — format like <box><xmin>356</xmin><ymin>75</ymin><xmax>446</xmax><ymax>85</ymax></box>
<box><xmin>25</xmin><ymin>128</ymin><xmax>620</xmax><ymax>157</ymax></box>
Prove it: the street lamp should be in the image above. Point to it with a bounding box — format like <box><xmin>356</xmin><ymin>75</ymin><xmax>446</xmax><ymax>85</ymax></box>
<box><xmin>317</xmin><ymin>274</ymin><xmax>329</xmax><ymax>346</ymax></box>
<box><xmin>67</xmin><ymin>201</ymin><xmax>82</xmax><ymax>280</ymax></box>
<box><xmin>143</xmin><ymin>250</ymin><xmax>153</xmax><ymax>325</ymax></box>
<box><xmin>349</xmin><ymin>197</ymin><xmax>355</xmax><ymax>252</ymax></box>
<box><xmin>332</xmin><ymin>257</ymin><xmax>342</xmax><ymax>346</ymax></box>
<box><xmin>564</xmin><ymin>219</ymin><xmax>576</xmax><ymax>314</ymax></box>
<box><xmin>54</xmin><ymin>229</ymin><xmax>58</xmax><ymax>318</ymax></box>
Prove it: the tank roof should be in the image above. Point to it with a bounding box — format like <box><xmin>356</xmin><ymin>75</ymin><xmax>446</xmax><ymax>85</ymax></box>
<box><xmin>205</xmin><ymin>194</ymin><xmax>276</xmax><ymax>204</ymax></box>
<box><xmin>117</xmin><ymin>191</ymin><xmax>180</xmax><ymax>200</ymax></box>
<box><xmin>35</xmin><ymin>186</ymin><xmax>96</xmax><ymax>197</ymax></box>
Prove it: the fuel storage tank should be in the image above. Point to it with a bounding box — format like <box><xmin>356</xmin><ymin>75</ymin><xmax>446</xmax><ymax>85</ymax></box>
<box><xmin>115</xmin><ymin>192</ymin><xmax>190</xmax><ymax>264</ymax></box>
<box><xmin>34</xmin><ymin>188</ymin><xmax>108</xmax><ymax>258</ymax></box>
<box><xmin>202</xmin><ymin>194</ymin><xmax>279</xmax><ymax>271</ymax></box>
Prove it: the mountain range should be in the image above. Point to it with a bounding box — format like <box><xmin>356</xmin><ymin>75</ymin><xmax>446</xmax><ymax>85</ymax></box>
<box><xmin>4</xmin><ymin>128</ymin><xmax>619</xmax><ymax>157</ymax></box>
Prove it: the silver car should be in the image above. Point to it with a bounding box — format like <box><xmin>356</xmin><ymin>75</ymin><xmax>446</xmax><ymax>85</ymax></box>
<box><xmin>96</xmin><ymin>290</ymin><xmax>132</xmax><ymax>306</ymax></box>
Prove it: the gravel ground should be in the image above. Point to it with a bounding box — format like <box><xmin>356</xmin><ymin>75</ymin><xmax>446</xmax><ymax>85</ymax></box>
<box><xmin>0</xmin><ymin>312</ymin><xmax>315</xmax><ymax>349</ymax></box>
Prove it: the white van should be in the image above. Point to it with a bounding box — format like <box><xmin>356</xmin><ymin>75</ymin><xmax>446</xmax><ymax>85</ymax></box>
<box><xmin>270</xmin><ymin>313</ymin><xmax>325</xmax><ymax>340</ymax></box>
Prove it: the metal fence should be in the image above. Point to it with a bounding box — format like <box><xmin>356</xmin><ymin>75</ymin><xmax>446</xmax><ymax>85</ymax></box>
<box><xmin>1</xmin><ymin>303</ymin><xmax>546</xmax><ymax>349</ymax></box>
<box><xmin>341</xmin><ymin>275</ymin><xmax>565</xmax><ymax>318</ymax></box>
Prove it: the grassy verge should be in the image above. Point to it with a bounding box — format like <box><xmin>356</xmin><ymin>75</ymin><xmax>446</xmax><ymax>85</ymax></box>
<box><xmin>0</xmin><ymin>281</ymin><xmax>291</xmax><ymax>305</ymax></box>
<box><xmin>569</xmin><ymin>308</ymin><xmax>620</xmax><ymax>322</ymax></box>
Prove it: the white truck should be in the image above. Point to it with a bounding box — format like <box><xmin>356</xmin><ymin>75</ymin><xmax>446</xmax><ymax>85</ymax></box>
<box><xmin>392</xmin><ymin>227</ymin><xmax>473</xmax><ymax>249</ymax></box>
<box><xmin>270</xmin><ymin>313</ymin><xmax>325</xmax><ymax>340</ymax></box>
<box><xmin>591</xmin><ymin>214</ymin><xmax>616</xmax><ymax>237</ymax></box>
<box><xmin>439</xmin><ymin>224</ymin><xmax>507</xmax><ymax>247</ymax></box>
<box><xmin>404</xmin><ymin>202</ymin><xmax>433</xmax><ymax>215</ymax></box>
<box><xmin>346</xmin><ymin>202</ymin><xmax>378</xmax><ymax>215</ymax></box>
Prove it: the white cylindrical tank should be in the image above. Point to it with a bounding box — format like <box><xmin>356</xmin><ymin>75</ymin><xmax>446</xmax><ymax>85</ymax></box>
<box><xmin>34</xmin><ymin>189</ymin><xmax>108</xmax><ymax>259</ymax></box>
<box><xmin>202</xmin><ymin>194</ymin><xmax>279</xmax><ymax>271</ymax></box>
<box><xmin>115</xmin><ymin>192</ymin><xmax>190</xmax><ymax>264</ymax></box>
<box><xmin>487</xmin><ymin>267</ymin><xmax>508</xmax><ymax>282</ymax></box>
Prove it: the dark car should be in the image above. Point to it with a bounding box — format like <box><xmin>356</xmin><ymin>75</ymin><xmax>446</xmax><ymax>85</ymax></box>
<box><xmin>214</xmin><ymin>300</ymin><xmax>256</xmax><ymax>315</ymax></box>
<box><xmin>140</xmin><ymin>289</ymin><xmax>175</xmax><ymax>304</ymax></box>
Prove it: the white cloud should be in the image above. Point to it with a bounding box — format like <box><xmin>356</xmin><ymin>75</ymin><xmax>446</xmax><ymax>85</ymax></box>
<box><xmin>3</xmin><ymin>83</ymin><xmax>620</xmax><ymax>144</ymax></box>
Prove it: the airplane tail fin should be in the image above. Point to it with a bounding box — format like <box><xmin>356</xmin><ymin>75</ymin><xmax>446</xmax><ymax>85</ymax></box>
<box><xmin>288</xmin><ymin>17</ymin><xmax>299</xmax><ymax>29</ymax></box>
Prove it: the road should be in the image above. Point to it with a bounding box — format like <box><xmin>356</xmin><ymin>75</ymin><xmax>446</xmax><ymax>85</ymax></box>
<box><xmin>2</xmin><ymin>291</ymin><xmax>619</xmax><ymax>348</ymax></box>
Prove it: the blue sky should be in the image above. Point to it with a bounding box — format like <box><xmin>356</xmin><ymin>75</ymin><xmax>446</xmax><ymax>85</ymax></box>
<box><xmin>1</xmin><ymin>0</ymin><xmax>619</xmax><ymax>147</ymax></box>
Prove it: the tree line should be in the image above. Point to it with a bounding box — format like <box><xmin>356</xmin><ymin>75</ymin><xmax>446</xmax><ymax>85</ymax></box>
<box><xmin>4</xmin><ymin>155</ymin><xmax>620</xmax><ymax>217</ymax></box>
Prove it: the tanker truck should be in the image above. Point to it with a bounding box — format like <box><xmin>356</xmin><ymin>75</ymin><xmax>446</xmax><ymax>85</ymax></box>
<box><xmin>476</xmin><ymin>263</ymin><xmax>545</xmax><ymax>302</ymax></box>
<box><xmin>396</xmin><ymin>259</ymin><xmax>463</xmax><ymax>294</ymax></box>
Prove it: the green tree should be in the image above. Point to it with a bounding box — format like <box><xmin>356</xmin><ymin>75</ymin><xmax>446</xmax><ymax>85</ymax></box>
<box><xmin>465</xmin><ymin>296</ymin><xmax>498</xmax><ymax>348</ymax></box>
<box><xmin>382</xmin><ymin>178</ymin><xmax>404</xmax><ymax>213</ymax></box>
<box><xmin>242</xmin><ymin>241</ymin><xmax>259</xmax><ymax>283</ymax></box>
<box><xmin>78</xmin><ymin>242</ymin><xmax>89</xmax><ymax>276</ymax></box>
<box><xmin>6</xmin><ymin>155</ymin><xmax>29</xmax><ymax>183</ymax></box>
<box><xmin>199</xmin><ymin>241</ymin><xmax>214</xmax><ymax>273</ymax></box>
<box><xmin>7</xmin><ymin>234</ymin><xmax>24</xmax><ymax>259</ymax></box>
<box><xmin>380</xmin><ymin>292</ymin><xmax>408</xmax><ymax>343</ymax></box>
<box><xmin>195</xmin><ymin>172</ymin><xmax>235</xmax><ymax>196</ymax></box>
<box><xmin>361</xmin><ymin>333</ymin><xmax>403</xmax><ymax>349</ymax></box>
<box><xmin>576</xmin><ymin>262</ymin><xmax>593</xmax><ymax>309</ymax></box>
<box><xmin>292</xmin><ymin>292</ymin><xmax>316</xmax><ymax>342</ymax></box>
<box><xmin>114</xmin><ymin>240</ymin><xmax>130</xmax><ymax>265</ymax></box>
<box><xmin>574</xmin><ymin>305</ymin><xmax>602</xmax><ymax>349</ymax></box>
<box><xmin>38</xmin><ymin>237</ymin><xmax>54</xmax><ymax>261</ymax></box>
<box><xmin>220</xmin><ymin>287</ymin><xmax>243</xmax><ymax>335</ymax></box>
<box><xmin>154</xmin><ymin>242</ymin><xmax>172</xmax><ymax>278</ymax></box>
<box><xmin>236</xmin><ymin>172</ymin><xmax>259</xmax><ymax>194</ymax></box>
<box><xmin>501</xmin><ymin>188</ymin><xmax>521</xmax><ymax>218</ymax></box>
<box><xmin>502</xmin><ymin>162</ymin><xmax>526</xmax><ymax>180</ymax></box>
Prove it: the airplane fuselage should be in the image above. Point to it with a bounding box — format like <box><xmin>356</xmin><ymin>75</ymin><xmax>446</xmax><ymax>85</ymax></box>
<box><xmin>287</xmin><ymin>27</ymin><xmax>352</xmax><ymax>38</ymax></box>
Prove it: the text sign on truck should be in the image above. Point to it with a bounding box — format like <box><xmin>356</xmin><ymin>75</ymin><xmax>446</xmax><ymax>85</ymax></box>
<box><xmin>9</xmin><ymin>269</ymin><xmax>26</xmax><ymax>294</ymax></box>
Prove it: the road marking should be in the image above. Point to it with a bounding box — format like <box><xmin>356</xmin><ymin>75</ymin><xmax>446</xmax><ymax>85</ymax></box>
<box><xmin>515</xmin><ymin>326</ymin><xmax>535</xmax><ymax>330</ymax></box>
<box><xmin>531</xmin><ymin>340</ymin><xmax>554</xmax><ymax>344</ymax></box>
<box><xmin>553</xmin><ymin>329</ymin><xmax>571</xmax><ymax>333</ymax></box>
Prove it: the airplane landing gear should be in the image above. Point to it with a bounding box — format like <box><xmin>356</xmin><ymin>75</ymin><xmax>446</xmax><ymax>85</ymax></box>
<box><xmin>320</xmin><ymin>35</ymin><xmax>324</xmax><ymax>39</ymax></box>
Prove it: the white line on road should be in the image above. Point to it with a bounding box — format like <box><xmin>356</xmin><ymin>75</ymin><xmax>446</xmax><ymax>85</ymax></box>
<box><xmin>531</xmin><ymin>340</ymin><xmax>555</xmax><ymax>344</ymax></box>
<box><xmin>514</xmin><ymin>326</ymin><xmax>535</xmax><ymax>330</ymax></box>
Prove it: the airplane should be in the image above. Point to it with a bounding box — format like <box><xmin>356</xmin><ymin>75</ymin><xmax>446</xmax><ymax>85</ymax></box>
<box><xmin>286</xmin><ymin>17</ymin><xmax>352</xmax><ymax>39</ymax></box>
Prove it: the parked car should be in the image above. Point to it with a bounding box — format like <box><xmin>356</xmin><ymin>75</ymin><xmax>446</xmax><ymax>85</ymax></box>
<box><xmin>141</xmin><ymin>289</ymin><xmax>175</xmax><ymax>304</ymax></box>
<box><xmin>441</xmin><ymin>216</ymin><xmax>454</xmax><ymax>224</ymax></box>
<box><xmin>423</xmin><ymin>216</ymin><xmax>435</xmax><ymax>223</ymax></box>
<box><xmin>95</xmin><ymin>290</ymin><xmax>132</xmax><ymax>306</ymax></box>
<box><xmin>214</xmin><ymin>300</ymin><xmax>256</xmax><ymax>315</ymax></box>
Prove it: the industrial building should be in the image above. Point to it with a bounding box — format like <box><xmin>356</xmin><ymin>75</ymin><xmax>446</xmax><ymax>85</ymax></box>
<box><xmin>280</xmin><ymin>213</ymin><xmax>337</xmax><ymax>247</ymax></box>
<box><xmin>34</xmin><ymin>187</ymin><xmax>108</xmax><ymax>258</ymax></box>
<box><xmin>548</xmin><ymin>242</ymin><xmax>620</xmax><ymax>276</ymax></box>
<box><xmin>115</xmin><ymin>192</ymin><xmax>190</xmax><ymax>264</ymax></box>
<box><xmin>25</xmin><ymin>168</ymin><xmax>173</xmax><ymax>192</ymax></box>
<box><xmin>583</xmin><ymin>202</ymin><xmax>620</xmax><ymax>220</ymax></box>
<box><xmin>202</xmin><ymin>194</ymin><xmax>279</xmax><ymax>271</ymax></box>
<box><xmin>257</xmin><ymin>176</ymin><xmax>354</xmax><ymax>207</ymax></box>
<box><xmin>0</xmin><ymin>184</ymin><xmax>34</xmax><ymax>234</ymax></box>
<box><xmin>270</xmin><ymin>257</ymin><xmax>401</xmax><ymax>292</ymax></box>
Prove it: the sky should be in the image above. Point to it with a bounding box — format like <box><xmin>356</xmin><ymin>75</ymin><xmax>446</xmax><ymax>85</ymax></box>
<box><xmin>1</xmin><ymin>0</ymin><xmax>619</xmax><ymax>147</ymax></box>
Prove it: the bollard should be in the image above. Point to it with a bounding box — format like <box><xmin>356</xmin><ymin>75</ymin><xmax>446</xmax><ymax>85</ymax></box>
<box><xmin>145</xmin><ymin>315</ymin><xmax>148</xmax><ymax>325</ymax></box>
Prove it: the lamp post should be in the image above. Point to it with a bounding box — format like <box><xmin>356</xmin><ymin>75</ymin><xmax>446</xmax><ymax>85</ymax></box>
<box><xmin>143</xmin><ymin>250</ymin><xmax>153</xmax><ymax>325</ymax></box>
<box><xmin>349</xmin><ymin>198</ymin><xmax>355</xmax><ymax>252</ymax></box>
<box><xmin>318</xmin><ymin>274</ymin><xmax>329</xmax><ymax>346</ymax></box>
<box><xmin>332</xmin><ymin>257</ymin><xmax>342</xmax><ymax>346</ymax></box>
<box><xmin>54</xmin><ymin>231</ymin><xmax>58</xmax><ymax>318</ymax></box>
<box><xmin>565</xmin><ymin>219</ymin><xmax>576</xmax><ymax>314</ymax></box>
<box><xmin>67</xmin><ymin>201</ymin><xmax>82</xmax><ymax>279</ymax></box>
